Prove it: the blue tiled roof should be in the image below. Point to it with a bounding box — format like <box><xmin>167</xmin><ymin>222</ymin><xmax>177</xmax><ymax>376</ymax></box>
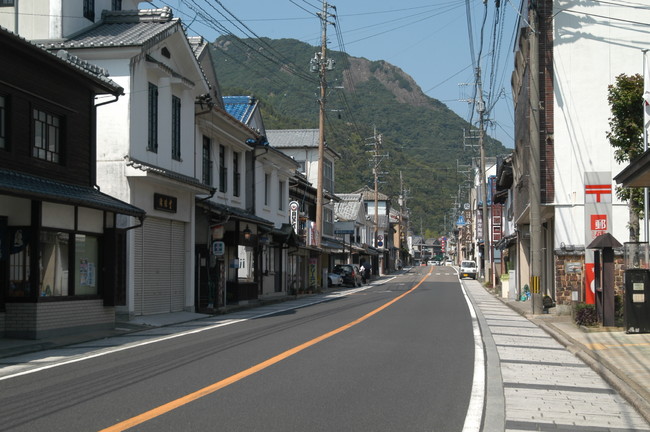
<box><xmin>223</xmin><ymin>96</ymin><xmax>258</xmax><ymax>124</ymax></box>
<box><xmin>0</xmin><ymin>169</ymin><xmax>144</xmax><ymax>217</ymax></box>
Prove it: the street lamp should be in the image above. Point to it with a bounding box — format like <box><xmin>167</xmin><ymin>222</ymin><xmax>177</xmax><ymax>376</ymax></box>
<box><xmin>243</xmin><ymin>225</ymin><xmax>252</xmax><ymax>241</ymax></box>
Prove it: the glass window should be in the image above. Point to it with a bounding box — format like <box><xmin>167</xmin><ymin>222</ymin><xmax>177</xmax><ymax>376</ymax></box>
<box><xmin>147</xmin><ymin>83</ymin><xmax>158</xmax><ymax>152</ymax></box>
<box><xmin>0</xmin><ymin>95</ymin><xmax>6</xmax><ymax>149</ymax></box>
<box><xmin>39</xmin><ymin>231</ymin><xmax>69</xmax><ymax>296</ymax></box>
<box><xmin>32</xmin><ymin>108</ymin><xmax>61</xmax><ymax>163</ymax></box>
<box><xmin>264</xmin><ymin>173</ymin><xmax>270</xmax><ymax>206</ymax></box>
<box><xmin>233</xmin><ymin>152</ymin><xmax>240</xmax><ymax>197</ymax></box>
<box><xmin>279</xmin><ymin>181</ymin><xmax>285</xmax><ymax>211</ymax></box>
<box><xmin>75</xmin><ymin>234</ymin><xmax>98</xmax><ymax>295</ymax></box>
<box><xmin>171</xmin><ymin>95</ymin><xmax>181</xmax><ymax>160</ymax></box>
<box><xmin>202</xmin><ymin>135</ymin><xmax>212</xmax><ymax>185</ymax></box>
<box><xmin>111</xmin><ymin>0</ymin><xmax>121</xmax><ymax>11</ymax></box>
<box><xmin>324</xmin><ymin>159</ymin><xmax>333</xmax><ymax>192</ymax></box>
<box><xmin>8</xmin><ymin>228</ymin><xmax>31</xmax><ymax>298</ymax></box>
<box><xmin>219</xmin><ymin>145</ymin><xmax>227</xmax><ymax>193</ymax></box>
<box><xmin>83</xmin><ymin>0</ymin><xmax>94</xmax><ymax>21</ymax></box>
<box><xmin>0</xmin><ymin>1</ymin><xmax>15</xmax><ymax>6</ymax></box>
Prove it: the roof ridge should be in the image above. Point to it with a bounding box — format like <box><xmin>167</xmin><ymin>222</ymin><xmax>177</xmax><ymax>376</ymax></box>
<box><xmin>102</xmin><ymin>6</ymin><xmax>174</xmax><ymax>24</ymax></box>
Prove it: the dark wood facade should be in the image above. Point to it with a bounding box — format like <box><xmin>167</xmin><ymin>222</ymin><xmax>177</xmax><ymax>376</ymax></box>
<box><xmin>0</xmin><ymin>28</ymin><xmax>143</xmax><ymax>338</ymax></box>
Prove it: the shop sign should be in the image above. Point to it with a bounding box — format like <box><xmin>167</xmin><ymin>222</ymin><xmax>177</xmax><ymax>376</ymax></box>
<box><xmin>154</xmin><ymin>193</ymin><xmax>177</xmax><ymax>213</ymax></box>
<box><xmin>212</xmin><ymin>241</ymin><xmax>225</xmax><ymax>256</ymax></box>
<box><xmin>289</xmin><ymin>201</ymin><xmax>299</xmax><ymax>234</ymax></box>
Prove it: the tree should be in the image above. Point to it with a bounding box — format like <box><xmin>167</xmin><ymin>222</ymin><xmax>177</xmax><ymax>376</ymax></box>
<box><xmin>606</xmin><ymin>73</ymin><xmax>645</xmax><ymax>241</ymax></box>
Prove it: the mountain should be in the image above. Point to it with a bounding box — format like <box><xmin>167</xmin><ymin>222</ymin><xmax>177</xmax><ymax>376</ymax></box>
<box><xmin>211</xmin><ymin>36</ymin><xmax>509</xmax><ymax>237</ymax></box>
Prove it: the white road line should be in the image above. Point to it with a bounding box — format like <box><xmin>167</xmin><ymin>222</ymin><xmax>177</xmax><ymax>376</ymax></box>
<box><xmin>460</xmin><ymin>282</ymin><xmax>485</xmax><ymax>432</ymax></box>
<box><xmin>0</xmin><ymin>278</ymin><xmax>397</xmax><ymax>381</ymax></box>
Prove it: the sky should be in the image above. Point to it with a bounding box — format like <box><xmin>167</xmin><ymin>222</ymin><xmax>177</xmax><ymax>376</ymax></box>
<box><xmin>149</xmin><ymin>0</ymin><xmax>520</xmax><ymax>148</ymax></box>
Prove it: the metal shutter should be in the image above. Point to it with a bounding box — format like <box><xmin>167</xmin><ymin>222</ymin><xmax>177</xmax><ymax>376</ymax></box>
<box><xmin>170</xmin><ymin>220</ymin><xmax>185</xmax><ymax>312</ymax></box>
<box><xmin>133</xmin><ymin>218</ymin><xmax>187</xmax><ymax>315</ymax></box>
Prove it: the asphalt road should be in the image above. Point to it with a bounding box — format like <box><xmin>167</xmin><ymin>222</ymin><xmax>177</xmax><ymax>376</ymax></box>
<box><xmin>0</xmin><ymin>266</ymin><xmax>476</xmax><ymax>431</ymax></box>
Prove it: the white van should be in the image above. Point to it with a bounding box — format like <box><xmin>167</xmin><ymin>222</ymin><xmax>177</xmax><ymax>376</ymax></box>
<box><xmin>459</xmin><ymin>260</ymin><xmax>477</xmax><ymax>279</ymax></box>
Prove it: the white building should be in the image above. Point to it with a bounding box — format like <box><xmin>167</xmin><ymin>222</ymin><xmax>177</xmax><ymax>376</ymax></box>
<box><xmin>512</xmin><ymin>1</ymin><xmax>650</xmax><ymax>310</ymax></box>
<box><xmin>7</xmin><ymin>3</ymin><xmax>214</xmax><ymax>316</ymax></box>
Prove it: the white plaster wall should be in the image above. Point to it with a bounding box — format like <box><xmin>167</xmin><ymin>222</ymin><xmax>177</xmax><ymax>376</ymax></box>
<box><xmin>0</xmin><ymin>196</ymin><xmax>31</xmax><ymax>225</ymax></box>
<box><xmin>552</xmin><ymin>1</ymin><xmax>650</xmax><ymax>245</ymax></box>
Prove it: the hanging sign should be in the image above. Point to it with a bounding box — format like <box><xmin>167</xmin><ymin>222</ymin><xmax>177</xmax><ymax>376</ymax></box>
<box><xmin>289</xmin><ymin>201</ymin><xmax>299</xmax><ymax>234</ymax></box>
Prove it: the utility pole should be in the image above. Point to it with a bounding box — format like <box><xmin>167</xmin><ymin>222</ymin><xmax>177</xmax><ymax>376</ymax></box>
<box><xmin>311</xmin><ymin>0</ymin><xmax>335</xmax><ymax>247</ymax></box>
<box><xmin>529</xmin><ymin>5</ymin><xmax>543</xmax><ymax>314</ymax></box>
<box><xmin>374</xmin><ymin>132</ymin><xmax>381</xmax><ymax>247</ymax></box>
<box><xmin>475</xmin><ymin>66</ymin><xmax>491</xmax><ymax>283</ymax></box>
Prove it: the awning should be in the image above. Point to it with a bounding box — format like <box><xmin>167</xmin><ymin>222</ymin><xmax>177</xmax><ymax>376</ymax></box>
<box><xmin>197</xmin><ymin>200</ymin><xmax>274</xmax><ymax>226</ymax></box>
<box><xmin>494</xmin><ymin>233</ymin><xmax>517</xmax><ymax>250</ymax></box>
<box><xmin>321</xmin><ymin>237</ymin><xmax>346</xmax><ymax>252</ymax></box>
<box><xmin>0</xmin><ymin>168</ymin><xmax>144</xmax><ymax>217</ymax></box>
<box><xmin>260</xmin><ymin>223</ymin><xmax>300</xmax><ymax>247</ymax></box>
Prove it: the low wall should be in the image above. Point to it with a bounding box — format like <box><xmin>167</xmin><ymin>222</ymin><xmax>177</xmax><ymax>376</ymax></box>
<box><xmin>3</xmin><ymin>300</ymin><xmax>115</xmax><ymax>339</ymax></box>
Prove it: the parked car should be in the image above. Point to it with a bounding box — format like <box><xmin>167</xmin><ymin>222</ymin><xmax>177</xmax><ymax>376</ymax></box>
<box><xmin>427</xmin><ymin>260</ymin><xmax>437</xmax><ymax>266</ymax></box>
<box><xmin>333</xmin><ymin>264</ymin><xmax>363</xmax><ymax>287</ymax></box>
<box><xmin>328</xmin><ymin>272</ymin><xmax>343</xmax><ymax>287</ymax></box>
<box><xmin>459</xmin><ymin>260</ymin><xmax>477</xmax><ymax>279</ymax></box>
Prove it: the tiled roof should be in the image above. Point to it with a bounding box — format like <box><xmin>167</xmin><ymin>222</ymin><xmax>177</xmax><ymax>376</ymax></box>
<box><xmin>0</xmin><ymin>26</ymin><xmax>122</xmax><ymax>94</ymax></box>
<box><xmin>354</xmin><ymin>185</ymin><xmax>389</xmax><ymax>201</ymax></box>
<box><xmin>125</xmin><ymin>156</ymin><xmax>214</xmax><ymax>193</ymax></box>
<box><xmin>0</xmin><ymin>169</ymin><xmax>144</xmax><ymax>217</ymax></box>
<box><xmin>223</xmin><ymin>96</ymin><xmax>259</xmax><ymax>124</ymax></box>
<box><xmin>334</xmin><ymin>194</ymin><xmax>362</xmax><ymax>221</ymax></box>
<box><xmin>196</xmin><ymin>200</ymin><xmax>273</xmax><ymax>226</ymax></box>
<box><xmin>266</xmin><ymin>129</ymin><xmax>320</xmax><ymax>148</ymax></box>
<box><xmin>38</xmin><ymin>8</ymin><xmax>180</xmax><ymax>52</ymax></box>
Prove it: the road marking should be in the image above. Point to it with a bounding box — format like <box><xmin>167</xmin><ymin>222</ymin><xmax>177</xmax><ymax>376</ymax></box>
<box><xmin>460</xmin><ymin>282</ymin><xmax>485</xmax><ymax>432</ymax></box>
<box><xmin>99</xmin><ymin>270</ymin><xmax>432</xmax><ymax>431</ymax></box>
<box><xmin>586</xmin><ymin>342</ymin><xmax>650</xmax><ymax>351</ymax></box>
<box><xmin>0</xmin><ymin>282</ymin><xmax>399</xmax><ymax>381</ymax></box>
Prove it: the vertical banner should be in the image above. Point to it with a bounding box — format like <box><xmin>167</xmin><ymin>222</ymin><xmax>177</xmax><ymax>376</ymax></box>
<box><xmin>309</xmin><ymin>258</ymin><xmax>318</xmax><ymax>289</ymax></box>
<box><xmin>289</xmin><ymin>201</ymin><xmax>299</xmax><ymax>234</ymax></box>
<box><xmin>584</xmin><ymin>172</ymin><xmax>612</xmax><ymax>304</ymax></box>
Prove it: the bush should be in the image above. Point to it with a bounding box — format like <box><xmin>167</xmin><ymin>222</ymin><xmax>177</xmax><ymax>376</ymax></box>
<box><xmin>574</xmin><ymin>303</ymin><xmax>598</xmax><ymax>327</ymax></box>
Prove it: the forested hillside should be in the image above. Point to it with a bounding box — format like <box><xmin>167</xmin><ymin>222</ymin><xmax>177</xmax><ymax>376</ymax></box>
<box><xmin>211</xmin><ymin>36</ymin><xmax>509</xmax><ymax>236</ymax></box>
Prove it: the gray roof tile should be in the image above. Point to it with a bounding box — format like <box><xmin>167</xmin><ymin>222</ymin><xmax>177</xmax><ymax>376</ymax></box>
<box><xmin>0</xmin><ymin>168</ymin><xmax>144</xmax><ymax>217</ymax></box>
<box><xmin>39</xmin><ymin>8</ymin><xmax>180</xmax><ymax>51</ymax></box>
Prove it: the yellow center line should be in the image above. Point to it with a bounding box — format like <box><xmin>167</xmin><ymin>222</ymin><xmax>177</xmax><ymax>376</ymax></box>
<box><xmin>100</xmin><ymin>268</ymin><xmax>433</xmax><ymax>432</ymax></box>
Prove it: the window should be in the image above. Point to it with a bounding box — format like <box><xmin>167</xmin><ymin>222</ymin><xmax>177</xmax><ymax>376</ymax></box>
<box><xmin>147</xmin><ymin>83</ymin><xmax>158</xmax><ymax>152</ymax></box>
<box><xmin>0</xmin><ymin>95</ymin><xmax>6</xmax><ymax>149</ymax></box>
<box><xmin>74</xmin><ymin>234</ymin><xmax>99</xmax><ymax>295</ymax></box>
<box><xmin>202</xmin><ymin>135</ymin><xmax>212</xmax><ymax>186</ymax></box>
<box><xmin>39</xmin><ymin>231</ymin><xmax>69</xmax><ymax>296</ymax></box>
<box><xmin>0</xmin><ymin>1</ymin><xmax>16</xmax><ymax>6</ymax></box>
<box><xmin>111</xmin><ymin>0</ymin><xmax>121</xmax><ymax>10</ymax></box>
<box><xmin>233</xmin><ymin>152</ymin><xmax>240</xmax><ymax>197</ymax></box>
<box><xmin>8</xmin><ymin>228</ymin><xmax>31</xmax><ymax>298</ymax></box>
<box><xmin>324</xmin><ymin>159</ymin><xmax>333</xmax><ymax>192</ymax></box>
<box><xmin>219</xmin><ymin>145</ymin><xmax>227</xmax><ymax>193</ymax></box>
<box><xmin>297</xmin><ymin>160</ymin><xmax>306</xmax><ymax>173</ymax></box>
<box><xmin>171</xmin><ymin>95</ymin><xmax>181</xmax><ymax>160</ymax></box>
<box><xmin>264</xmin><ymin>173</ymin><xmax>270</xmax><ymax>206</ymax></box>
<box><xmin>83</xmin><ymin>0</ymin><xmax>94</xmax><ymax>21</ymax></box>
<box><xmin>279</xmin><ymin>181</ymin><xmax>285</xmax><ymax>211</ymax></box>
<box><xmin>33</xmin><ymin>108</ymin><xmax>61</xmax><ymax>163</ymax></box>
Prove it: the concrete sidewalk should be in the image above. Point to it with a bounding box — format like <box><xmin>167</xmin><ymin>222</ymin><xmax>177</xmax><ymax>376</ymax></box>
<box><xmin>464</xmin><ymin>278</ymin><xmax>650</xmax><ymax>430</ymax></box>
<box><xmin>506</xmin><ymin>293</ymin><xmax>650</xmax><ymax>425</ymax></box>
